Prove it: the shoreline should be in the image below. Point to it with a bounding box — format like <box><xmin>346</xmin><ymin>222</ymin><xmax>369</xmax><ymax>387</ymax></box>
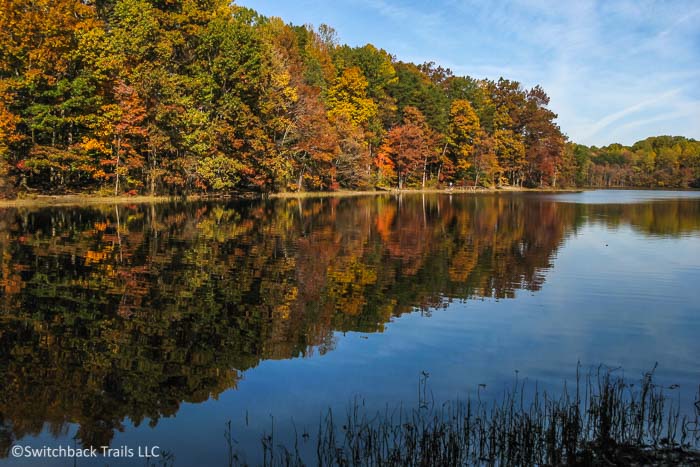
<box><xmin>4</xmin><ymin>185</ymin><xmax>700</xmax><ymax>207</ymax></box>
<box><xmin>0</xmin><ymin>194</ymin><xmax>188</xmax><ymax>208</ymax></box>
<box><xmin>1</xmin><ymin>186</ymin><xmax>694</xmax><ymax>207</ymax></box>
<box><xmin>0</xmin><ymin>187</ymin><xmax>585</xmax><ymax>208</ymax></box>
<box><xmin>269</xmin><ymin>186</ymin><xmax>583</xmax><ymax>199</ymax></box>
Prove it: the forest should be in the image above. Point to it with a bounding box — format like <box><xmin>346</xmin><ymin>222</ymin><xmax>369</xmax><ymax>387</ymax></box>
<box><xmin>1</xmin><ymin>0</ymin><xmax>699</xmax><ymax>198</ymax></box>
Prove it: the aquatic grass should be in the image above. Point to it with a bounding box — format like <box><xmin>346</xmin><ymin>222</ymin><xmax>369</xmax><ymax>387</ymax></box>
<box><xmin>232</xmin><ymin>364</ymin><xmax>700</xmax><ymax>466</ymax></box>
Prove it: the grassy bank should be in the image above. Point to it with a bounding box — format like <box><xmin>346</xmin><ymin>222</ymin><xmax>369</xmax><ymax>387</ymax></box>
<box><xmin>229</xmin><ymin>366</ymin><xmax>699</xmax><ymax>466</ymax></box>
<box><xmin>0</xmin><ymin>194</ymin><xmax>187</xmax><ymax>208</ymax></box>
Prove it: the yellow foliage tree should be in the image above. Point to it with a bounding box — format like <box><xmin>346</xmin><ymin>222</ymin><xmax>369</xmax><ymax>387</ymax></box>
<box><xmin>326</xmin><ymin>67</ymin><xmax>378</xmax><ymax>129</ymax></box>
<box><xmin>447</xmin><ymin>99</ymin><xmax>481</xmax><ymax>182</ymax></box>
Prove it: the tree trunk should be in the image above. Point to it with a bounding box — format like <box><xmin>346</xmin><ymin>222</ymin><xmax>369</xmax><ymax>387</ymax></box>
<box><xmin>149</xmin><ymin>147</ymin><xmax>157</xmax><ymax>196</ymax></box>
<box><xmin>297</xmin><ymin>165</ymin><xmax>305</xmax><ymax>192</ymax></box>
<box><xmin>114</xmin><ymin>137</ymin><xmax>120</xmax><ymax>196</ymax></box>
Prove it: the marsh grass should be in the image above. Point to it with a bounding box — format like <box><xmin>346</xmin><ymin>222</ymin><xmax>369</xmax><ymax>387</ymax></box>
<box><xmin>232</xmin><ymin>365</ymin><xmax>700</xmax><ymax>466</ymax></box>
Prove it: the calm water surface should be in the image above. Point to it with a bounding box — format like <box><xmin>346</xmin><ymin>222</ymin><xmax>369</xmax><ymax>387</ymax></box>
<box><xmin>1</xmin><ymin>190</ymin><xmax>699</xmax><ymax>465</ymax></box>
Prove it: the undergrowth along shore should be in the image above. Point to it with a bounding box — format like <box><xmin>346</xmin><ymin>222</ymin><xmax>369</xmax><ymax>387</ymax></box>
<box><xmin>226</xmin><ymin>365</ymin><xmax>700</xmax><ymax>466</ymax></box>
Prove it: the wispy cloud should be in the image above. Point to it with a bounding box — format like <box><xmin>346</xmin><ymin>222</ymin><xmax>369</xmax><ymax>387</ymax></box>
<box><xmin>616</xmin><ymin>104</ymin><xmax>700</xmax><ymax>134</ymax></box>
<box><xmin>581</xmin><ymin>89</ymin><xmax>684</xmax><ymax>140</ymax></box>
<box><xmin>657</xmin><ymin>7</ymin><xmax>700</xmax><ymax>38</ymax></box>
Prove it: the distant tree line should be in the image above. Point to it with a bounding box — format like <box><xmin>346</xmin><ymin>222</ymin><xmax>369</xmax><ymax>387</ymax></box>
<box><xmin>0</xmin><ymin>1</ymin><xmax>698</xmax><ymax>198</ymax></box>
<box><xmin>570</xmin><ymin>136</ymin><xmax>700</xmax><ymax>188</ymax></box>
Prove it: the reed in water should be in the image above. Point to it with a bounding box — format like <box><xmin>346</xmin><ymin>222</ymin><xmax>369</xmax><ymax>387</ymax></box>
<box><xmin>229</xmin><ymin>365</ymin><xmax>700</xmax><ymax>466</ymax></box>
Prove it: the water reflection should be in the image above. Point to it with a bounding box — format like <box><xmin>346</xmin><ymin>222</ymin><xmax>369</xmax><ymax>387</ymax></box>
<box><xmin>0</xmin><ymin>193</ymin><xmax>699</xmax><ymax>454</ymax></box>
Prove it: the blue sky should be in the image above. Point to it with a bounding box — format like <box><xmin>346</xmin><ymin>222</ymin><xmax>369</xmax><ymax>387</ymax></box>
<box><xmin>239</xmin><ymin>0</ymin><xmax>699</xmax><ymax>146</ymax></box>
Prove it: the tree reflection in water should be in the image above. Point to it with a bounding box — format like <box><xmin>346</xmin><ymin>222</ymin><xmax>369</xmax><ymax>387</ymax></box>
<box><xmin>0</xmin><ymin>194</ymin><xmax>698</xmax><ymax>453</ymax></box>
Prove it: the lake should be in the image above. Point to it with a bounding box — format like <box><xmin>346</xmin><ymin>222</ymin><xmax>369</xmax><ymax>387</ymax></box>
<box><xmin>1</xmin><ymin>190</ymin><xmax>699</xmax><ymax>465</ymax></box>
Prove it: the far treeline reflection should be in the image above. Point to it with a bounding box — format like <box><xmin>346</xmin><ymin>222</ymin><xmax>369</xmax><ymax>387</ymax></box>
<box><xmin>0</xmin><ymin>194</ymin><xmax>699</xmax><ymax>454</ymax></box>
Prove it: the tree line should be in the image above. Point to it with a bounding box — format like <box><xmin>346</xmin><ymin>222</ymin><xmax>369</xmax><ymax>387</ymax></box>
<box><xmin>0</xmin><ymin>0</ymin><xmax>698</xmax><ymax>198</ymax></box>
<box><xmin>571</xmin><ymin>136</ymin><xmax>700</xmax><ymax>188</ymax></box>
